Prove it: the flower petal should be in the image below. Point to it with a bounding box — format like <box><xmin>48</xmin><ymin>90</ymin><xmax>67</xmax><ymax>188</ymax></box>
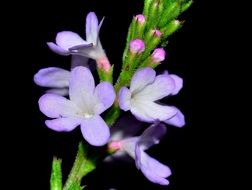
<box><xmin>120</xmin><ymin>137</ymin><xmax>139</xmax><ymax>158</ymax></box>
<box><xmin>47</xmin><ymin>42</ymin><xmax>70</xmax><ymax>55</ymax></box>
<box><xmin>131</xmin><ymin>100</ymin><xmax>177</xmax><ymax>122</ymax></box>
<box><xmin>130</xmin><ymin>68</ymin><xmax>156</xmax><ymax>93</ymax></box>
<box><xmin>140</xmin><ymin>152</ymin><xmax>171</xmax><ymax>185</ymax></box>
<box><xmin>34</xmin><ymin>67</ymin><xmax>70</xmax><ymax>88</ymax></box>
<box><xmin>164</xmin><ymin>108</ymin><xmax>185</xmax><ymax>127</ymax></box>
<box><xmin>81</xmin><ymin>115</ymin><xmax>110</xmax><ymax>146</ymax></box>
<box><xmin>69</xmin><ymin>66</ymin><xmax>95</xmax><ymax>111</ymax></box>
<box><xmin>45</xmin><ymin>117</ymin><xmax>81</xmax><ymax>132</ymax></box>
<box><xmin>85</xmin><ymin>12</ymin><xmax>99</xmax><ymax>44</ymax></box>
<box><xmin>170</xmin><ymin>74</ymin><xmax>183</xmax><ymax>95</ymax></box>
<box><xmin>56</xmin><ymin>31</ymin><xmax>88</xmax><ymax>50</ymax></box>
<box><xmin>135</xmin><ymin>74</ymin><xmax>175</xmax><ymax>101</ymax></box>
<box><xmin>138</xmin><ymin>124</ymin><xmax>167</xmax><ymax>150</ymax></box>
<box><xmin>94</xmin><ymin>82</ymin><xmax>116</xmax><ymax>114</ymax></box>
<box><xmin>46</xmin><ymin>88</ymin><xmax>69</xmax><ymax>96</ymax></box>
<box><xmin>39</xmin><ymin>93</ymin><xmax>80</xmax><ymax>118</ymax></box>
<box><xmin>118</xmin><ymin>87</ymin><xmax>131</xmax><ymax>111</ymax></box>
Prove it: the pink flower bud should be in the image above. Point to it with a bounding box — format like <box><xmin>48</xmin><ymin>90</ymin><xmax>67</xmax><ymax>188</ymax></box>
<box><xmin>151</xmin><ymin>48</ymin><xmax>166</xmax><ymax>63</ymax></box>
<box><xmin>152</xmin><ymin>29</ymin><xmax>162</xmax><ymax>37</ymax></box>
<box><xmin>135</xmin><ymin>14</ymin><xmax>146</xmax><ymax>24</ymax></box>
<box><xmin>97</xmin><ymin>57</ymin><xmax>111</xmax><ymax>72</ymax></box>
<box><xmin>108</xmin><ymin>141</ymin><xmax>122</xmax><ymax>153</ymax></box>
<box><xmin>130</xmin><ymin>39</ymin><xmax>145</xmax><ymax>54</ymax></box>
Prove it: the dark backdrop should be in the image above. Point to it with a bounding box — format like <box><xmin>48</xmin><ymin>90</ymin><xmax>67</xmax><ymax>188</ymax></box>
<box><xmin>26</xmin><ymin>0</ymin><xmax>210</xmax><ymax>189</ymax></box>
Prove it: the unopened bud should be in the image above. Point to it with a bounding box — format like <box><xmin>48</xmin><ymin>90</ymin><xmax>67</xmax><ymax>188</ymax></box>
<box><xmin>152</xmin><ymin>29</ymin><xmax>162</xmax><ymax>37</ymax></box>
<box><xmin>130</xmin><ymin>39</ymin><xmax>145</xmax><ymax>54</ymax></box>
<box><xmin>135</xmin><ymin>14</ymin><xmax>146</xmax><ymax>24</ymax></box>
<box><xmin>151</xmin><ymin>48</ymin><xmax>166</xmax><ymax>63</ymax></box>
<box><xmin>108</xmin><ymin>141</ymin><xmax>122</xmax><ymax>154</ymax></box>
<box><xmin>97</xmin><ymin>57</ymin><xmax>111</xmax><ymax>72</ymax></box>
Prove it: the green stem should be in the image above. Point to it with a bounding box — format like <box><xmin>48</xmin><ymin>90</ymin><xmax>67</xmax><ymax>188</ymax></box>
<box><xmin>63</xmin><ymin>143</ymin><xmax>95</xmax><ymax>190</ymax></box>
<box><xmin>50</xmin><ymin>157</ymin><xmax>62</xmax><ymax>190</ymax></box>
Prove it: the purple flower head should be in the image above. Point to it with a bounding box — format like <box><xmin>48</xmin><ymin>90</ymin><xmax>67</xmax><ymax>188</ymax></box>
<box><xmin>47</xmin><ymin>12</ymin><xmax>107</xmax><ymax>61</ymax></box>
<box><xmin>108</xmin><ymin>123</ymin><xmax>171</xmax><ymax>185</ymax></box>
<box><xmin>118</xmin><ymin>67</ymin><xmax>185</xmax><ymax>127</ymax></box>
<box><xmin>39</xmin><ymin>66</ymin><xmax>115</xmax><ymax>146</ymax></box>
<box><xmin>135</xmin><ymin>14</ymin><xmax>146</xmax><ymax>24</ymax></box>
<box><xmin>151</xmin><ymin>48</ymin><xmax>166</xmax><ymax>63</ymax></box>
<box><xmin>130</xmin><ymin>39</ymin><xmax>145</xmax><ymax>54</ymax></box>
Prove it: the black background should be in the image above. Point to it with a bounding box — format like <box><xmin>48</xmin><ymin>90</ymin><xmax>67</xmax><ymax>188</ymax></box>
<box><xmin>8</xmin><ymin>0</ymin><xmax>218</xmax><ymax>189</ymax></box>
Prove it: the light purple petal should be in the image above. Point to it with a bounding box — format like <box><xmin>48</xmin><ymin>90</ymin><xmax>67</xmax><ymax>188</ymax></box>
<box><xmin>138</xmin><ymin>124</ymin><xmax>167</xmax><ymax>150</ymax></box>
<box><xmin>136</xmin><ymin>74</ymin><xmax>175</xmax><ymax>101</ymax></box>
<box><xmin>39</xmin><ymin>93</ymin><xmax>81</xmax><ymax>118</ymax></box>
<box><xmin>135</xmin><ymin>143</ymin><xmax>142</xmax><ymax>169</ymax></box>
<box><xmin>164</xmin><ymin>108</ymin><xmax>185</xmax><ymax>127</ymax></box>
<box><xmin>56</xmin><ymin>31</ymin><xmax>88</xmax><ymax>50</ymax></box>
<box><xmin>45</xmin><ymin>117</ymin><xmax>81</xmax><ymax>132</ymax></box>
<box><xmin>46</xmin><ymin>88</ymin><xmax>69</xmax><ymax>96</ymax></box>
<box><xmin>120</xmin><ymin>137</ymin><xmax>139</xmax><ymax>158</ymax></box>
<box><xmin>130</xmin><ymin>68</ymin><xmax>156</xmax><ymax>93</ymax></box>
<box><xmin>170</xmin><ymin>74</ymin><xmax>183</xmax><ymax>95</ymax></box>
<box><xmin>141</xmin><ymin>165</ymin><xmax>170</xmax><ymax>185</ymax></box>
<box><xmin>131</xmin><ymin>101</ymin><xmax>177</xmax><ymax>122</ymax></box>
<box><xmin>94</xmin><ymin>82</ymin><xmax>116</xmax><ymax>114</ymax></box>
<box><xmin>81</xmin><ymin>115</ymin><xmax>110</xmax><ymax>146</ymax></box>
<box><xmin>85</xmin><ymin>12</ymin><xmax>99</xmax><ymax>44</ymax></box>
<box><xmin>47</xmin><ymin>42</ymin><xmax>70</xmax><ymax>55</ymax></box>
<box><xmin>34</xmin><ymin>67</ymin><xmax>70</xmax><ymax>88</ymax></box>
<box><xmin>118</xmin><ymin>87</ymin><xmax>131</xmax><ymax>111</ymax></box>
<box><xmin>69</xmin><ymin>66</ymin><xmax>95</xmax><ymax>111</ymax></box>
<box><xmin>140</xmin><ymin>152</ymin><xmax>171</xmax><ymax>185</ymax></box>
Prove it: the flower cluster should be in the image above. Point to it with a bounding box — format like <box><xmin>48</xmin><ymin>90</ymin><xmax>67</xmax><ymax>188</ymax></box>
<box><xmin>35</xmin><ymin>0</ymin><xmax>191</xmax><ymax>187</ymax></box>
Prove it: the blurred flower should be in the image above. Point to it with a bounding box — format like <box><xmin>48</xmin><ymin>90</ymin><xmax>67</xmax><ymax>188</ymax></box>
<box><xmin>118</xmin><ymin>67</ymin><xmax>185</xmax><ymax>127</ymax></box>
<box><xmin>39</xmin><ymin>66</ymin><xmax>115</xmax><ymax>146</ymax></box>
<box><xmin>108</xmin><ymin>123</ymin><xmax>171</xmax><ymax>185</ymax></box>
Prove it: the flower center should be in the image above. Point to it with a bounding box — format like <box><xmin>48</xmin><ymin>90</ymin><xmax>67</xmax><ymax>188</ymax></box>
<box><xmin>83</xmin><ymin>113</ymin><xmax>93</xmax><ymax>119</ymax></box>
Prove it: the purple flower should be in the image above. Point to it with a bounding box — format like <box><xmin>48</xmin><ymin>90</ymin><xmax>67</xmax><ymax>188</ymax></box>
<box><xmin>118</xmin><ymin>67</ymin><xmax>185</xmax><ymax>127</ymax></box>
<box><xmin>108</xmin><ymin>124</ymin><xmax>171</xmax><ymax>185</ymax></box>
<box><xmin>34</xmin><ymin>67</ymin><xmax>70</xmax><ymax>96</ymax></box>
<box><xmin>34</xmin><ymin>56</ymin><xmax>90</xmax><ymax>96</ymax></box>
<box><xmin>47</xmin><ymin>12</ymin><xmax>107</xmax><ymax>62</ymax></box>
<box><xmin>38</xmin><ymin>66</ymin><xmax>115</xmax><ymax>146</ymax></box>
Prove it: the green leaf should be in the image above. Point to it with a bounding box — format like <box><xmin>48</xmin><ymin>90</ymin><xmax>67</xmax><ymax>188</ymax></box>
<box><xmin>50</xmin><ymin>157</ymin><xmax>62</xmax><ymax>190</ymax></box>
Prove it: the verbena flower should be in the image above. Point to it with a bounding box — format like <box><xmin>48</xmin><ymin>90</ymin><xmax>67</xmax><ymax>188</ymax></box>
<box><xmin>39</xmin><ymin>66</ymin><xmax>115</xmax><ymax>146</ymax></box>
<box><xmin>34</xmin><ymin>56</ymin><xmax>90</xmax><ymax>96</ymax></box>
<box><xmin>108</xmin><ymin>123</ymin><xmax>171</xmax><ymax>185</ymax></box>
<box><xmin>47</xmin><ymin>12</ymin><xmax>111</xmax><ymax>72</ymax></box>
<box><xmin>34</xmin><ymin>67</ymin><xmax>70</xmax><ymax>96</ymax></box>
<box><xmin>118</xmin><ymin>67</ymin><xmax>185</xmax><ymax>127</ymax></box>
